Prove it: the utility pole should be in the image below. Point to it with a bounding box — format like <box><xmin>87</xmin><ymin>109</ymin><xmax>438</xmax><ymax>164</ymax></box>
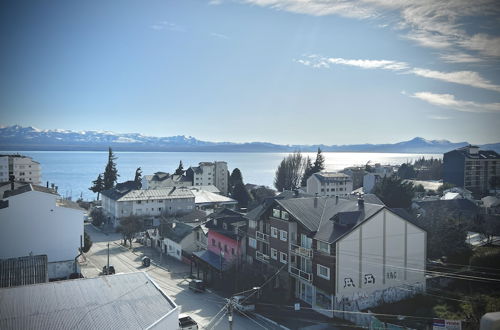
<box><xmin>228</xmin><ymin>300</ymin><xmax>233</xmax><ymax>330</ymax></box>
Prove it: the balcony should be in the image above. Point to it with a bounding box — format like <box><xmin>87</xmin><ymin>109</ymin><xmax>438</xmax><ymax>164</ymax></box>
<box><xmin>256</xmin><ymin>251</ymin><xmax>270</xmax><ymax>263</ymax></box>
<box><xmin>290</xmin><ymin>243</ymin><xmax>312</xmax><ymax>258</ymax></box>
<box><xmin>289</xmin><ymin>266</ymin><xmax>312</xmax><ymax>282</ymax></box>
<box><xmin>256</xmin><ymin>231</ymin><xmax>269</xmax><ymax>243</ymax></box>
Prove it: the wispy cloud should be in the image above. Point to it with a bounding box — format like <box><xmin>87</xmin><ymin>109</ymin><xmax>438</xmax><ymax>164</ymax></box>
<box><xmin>242</xmin><ymin>0</ymin><xmax>500</xmax><ymax>61</ymax></box>
<box><xmin>210</xmin><ymin>32</ymin><xmax>230</xmax><ymax>40</ymax></box>
<box><xmin>428</xmin><ymin>115</ymin><xmax>451</xmax><ymax>120</ymax></box>
<box><xmin>298</xmin><ymin>55</ymin><xmax>500</xmax><ymax>92</ymax></box>
<box><xmin>150</xmin><ymin>21</ymin><xmax>185</xmax><ymax>32</ymax></box>
<box><xmin>439</xmin><ymin>53</ymin><xmax>483</xmax><ymax>63</ymax></box>
<box><xmin>412</xmin><ymin>92</ymin><xmax>500</xmax><ymax>113</ymax></box>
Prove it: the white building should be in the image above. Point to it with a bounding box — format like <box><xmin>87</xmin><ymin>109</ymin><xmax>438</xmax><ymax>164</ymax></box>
<box><xmin>0</xmin><ymin>154</ymin><xmax>41</xmax><ymax>184</ymax></box>
<box><xmin>363</xmin><ymin>173</ymin><xmax>384</xmax><ymax>193</ymax></box>
<box><xmin>187</xmin><ymin>161</ymin><xmax>228</xmax><ymax>195</ymax></box>
<box><xmin>101</xmin><ymin>182</ymin><xmax>195</xmax><ymax>227</ymax></box>
<box><xmin>0</xmin><ymin>184</ymin><xmax>84</xmax><ymax>279</ymax></box>
<box><xmin>0</xmin><ymin>272</ymin><xmax>180</xmax><ymax>330</ymax></box>
<box><xmin>190</xmin><ymin>187</ymin><xmax>238</xmax><ymax>213</ymax></box>
<box><xmin>306</xmin><ymin>172</ymin><xmax>353</xmax><ymax>197</ymax></box>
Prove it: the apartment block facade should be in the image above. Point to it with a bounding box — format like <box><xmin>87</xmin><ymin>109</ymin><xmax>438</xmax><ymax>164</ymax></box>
<box><xmin>443</xmin><ymin>145</ymin><xmax>500</xmax><ymax>196</ymax></box>
<box><xmin>306</xmin><ymin>172</ymin><xmax>353</xmax><ymax>198</ymax></box>
<box><xmin>245</xmin><ymin>196</ymin><xmax>426</xmax><ymax>317</ymax></box>
<box><xmin>0</xmin><ymin>155</ymin><xmax>41</xmax><ymax>184</ymax></box>
<box><xmin>186</xmin><ymin>161</ymin><xmax>228</xmax><ymax>195</ymax></box>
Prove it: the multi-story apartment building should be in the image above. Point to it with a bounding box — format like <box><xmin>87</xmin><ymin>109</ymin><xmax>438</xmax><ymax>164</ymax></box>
<box><xmin>186</xmin><ymin>161</ymin><xmax>228</xmax><ymax>195</ymax></box>
<box><xmin>245</xmin><ymin>195</ymin><xmax>426</xmax><ymax>318</ymax></box>
<box><xmin>306</xmin><ymin>172</ymin><xmax>353</xmax><ymax>197</ymax></box>
<box><xmin>101</xmin><ymin>181</ymin><xmax>195</xmax><ymax>227</ymax></box>
<box><xmin>0</xmin><ymin>154</ymin><xmax>41</xmax><ymax>184</ymax></box>
<box><xmin>444</xmin><ymin>145</ymin><xmax>500</xmax><ymax>196</ymax></box>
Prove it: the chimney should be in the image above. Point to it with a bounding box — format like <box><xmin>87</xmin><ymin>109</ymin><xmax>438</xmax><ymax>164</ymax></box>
<box><xmin>336</xmin><ymin>195</ymin><xmax>339</xmax><ymax>205</ymax></box>
<box><xmin>358</xmin><ymin>198</ymin><xmax>364</xmax><ymax>210</ymax></box>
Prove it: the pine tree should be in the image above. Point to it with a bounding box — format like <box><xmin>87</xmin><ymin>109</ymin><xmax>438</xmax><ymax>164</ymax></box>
<box><xmin>312</xmin><ymin>147</ymin><xmax>325</xmax><ymax>173</ymax></box>
<box><xmin>232</xmin><ymin>181</ymin><xmax>252</xmax><ymax>209</ymax></box>
<box><xmin>174</xmin><ymin>160</ymin><xmax>185</xmax><ymax>175</ymax></box>
<box><xmin>103</xmin><ymin>147</ymin><xmax>119</xmax><ymax>190</ymax></box>
<box><xmin>89</xmin><ymin>173</ymin><xmax>104</xmax><ymax>200</ymax></box>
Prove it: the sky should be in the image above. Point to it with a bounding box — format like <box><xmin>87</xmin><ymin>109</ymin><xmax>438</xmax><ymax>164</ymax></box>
<box><xmin>0</xmin><ymin>0</ymin><xmax>499</xmax><ymax>145</ymax></box>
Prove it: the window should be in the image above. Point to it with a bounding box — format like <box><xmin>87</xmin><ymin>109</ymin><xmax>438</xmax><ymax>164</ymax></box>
<box><xmin>158</xmin><ymin>208</ymin><xmax>162</xmax><ymax>211</ymax></box>
<box><xmin>271</xmin><ymin>227</ymin><xmax>278</xmax><ymax>238</ymax></box>
<box><xmin>249</xmin><ymin>237</ymin><xmax>257</xmax><ymax>249</ymax></box>
<box><xmin>158</xmin><ymin>200</ymin><xmax>163</xmax><ymax>203</ymax></box>
<box><xmin>249</xmin><ymin>220</ymin><xmax>257</xmax><ymax>229</ymax></box>
<box><xmin>271</xmin><ymin>248</ymin><xmax>278</xmax><ymax>260</ymax></box>
<box><xmin>137</xmin><ymin>200</ymin><xmax>142</xmax><ymax>204</ymax></box>
<box><xmin>279</xmin><ymin>252</ymin><xmax>287</xmax><ymax>264</ymax></box>
<box><xmin>272</xmin><ymin>208</ymin><xmax>280</xmax><ymax>218</ymax></box>
<box><xmin>231</xmin><ymin>248</ymin><xmax>235</xmax><ymax>255</ymax></box>
<box><xmin>279</xmin><ymin>230</ymin><xmax>288</xmax><ymax>242</ymax></box>
<box><xmin>317</xmin><ymin>241</ymin><xmax>330</xmax><ymax>253</ymax></box>
<box><xmin>317</xmin><ymin>264</ymin><xmax>330</xmax><ymax>280</ymax></box>
<box><xmin>281</xmin><ymin>211</ymin><xmax>289</xmax><ymax>220</ymax></box>
<box><xmin>224</xmin><ymin>245</ymin><xmax>228</xmax><ymax>252</ymax></box>
<box><xmin>212</xmin><ymin>239</ymin><xmax>216</xmax><ymax>246</ymax></box>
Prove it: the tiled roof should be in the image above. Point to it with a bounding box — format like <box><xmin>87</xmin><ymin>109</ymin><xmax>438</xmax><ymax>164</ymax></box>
<box><xmin>0</xmin><ymin>272</ymin><xmax>177</xmax><ymax>329</ymax></box>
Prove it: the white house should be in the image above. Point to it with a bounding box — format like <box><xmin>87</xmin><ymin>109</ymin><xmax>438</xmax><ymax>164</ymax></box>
<box><xmin>306</xmin><ymin>172</ymin><xmax>353</xmax><ymax>197</ymax></box>
<box><xmin>190</xmin><ymin>187</ymin><xmax>238</xmax><ymax>213</ymax></box>
<box><xmin>0</xmin><ymin>272</ymin><xmax>180</xmax><ymax>330</ymax></box>
<box><xmin>101</xmin><ymin>182</ymin><xmax>195</xmax><ymax>228</ymax></box>
<box><xmin>0</xmin><ymin>154</ymin><xmax>41</xmax><ymax>184</ymax></box>
<box><xmin>162</xmin><ymin>221</ymin><xmax>201</xmax><ymax>262</ymax></box>
<box><xmin>0</xmin><ymin>184</ymin><xmax>84</xmax><ymax>279</ymax></box>
<box><xmin>187</xmin><ymin>161</ymin><xmax>228</xmax><ymax>195</ymax></box>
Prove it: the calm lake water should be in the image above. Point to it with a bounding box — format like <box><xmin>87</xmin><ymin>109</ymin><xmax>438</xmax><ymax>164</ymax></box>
<box><xmin>4</xmin><ymin>151</ymin><xmax>442</xmax><ymax>200</ymax></box>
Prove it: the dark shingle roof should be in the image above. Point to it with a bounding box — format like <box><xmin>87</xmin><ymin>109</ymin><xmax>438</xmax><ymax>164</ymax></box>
<box><xmin>100</xmin><ymin>180</ymin><xmax>142</xmax><ymax>200</ymax></box>
<box><xmin>3</xmin><ymin>184</ymin><xmax>58</xmax><ymax>199</ymax></box>
<box><xmin>347</xmin><ymin>193</ymin><xmax>384</xmax><ymax>205</ymax></box>
<box><xmin>163</xmin><ymin>222</ymin><xmax>195</xmax><ymax>243</ymax></box>
<box><xmin>415</xmin><ymin>198</ymin><xmax>479</xmax><ymax>213</ymax></box>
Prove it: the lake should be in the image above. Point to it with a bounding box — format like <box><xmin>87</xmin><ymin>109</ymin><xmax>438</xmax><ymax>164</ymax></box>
<box><xmin>3</xmin><ymin>151</ymin><xmax>442</xmax><ymax>200</ymax></box>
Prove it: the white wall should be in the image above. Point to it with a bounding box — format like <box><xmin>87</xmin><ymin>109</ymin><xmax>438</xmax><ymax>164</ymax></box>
<box><xmin>0</xmin><ymin>191</ymin><xmax>84</xmax><ymax>262</ymax></box>
<box><xmin>164</xmin><ymin>238</ymin><xmax>182</xmax><ymax>261</ymax></box>
<box><xmin>336</xmin><ymin>209</ymin><xmax>426</xmax><ymax>298</ymax></box>
<box><xmin>0</xmin><ymin>157</ymin><xmax>8</xmax><ymax>182</ymax></box>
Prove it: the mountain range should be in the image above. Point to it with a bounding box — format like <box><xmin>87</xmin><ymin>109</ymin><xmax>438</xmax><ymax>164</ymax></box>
<box><xmin>0</xmin><ymin>125</ymin><xmax>498</xmax><ymax>154</ymax></box>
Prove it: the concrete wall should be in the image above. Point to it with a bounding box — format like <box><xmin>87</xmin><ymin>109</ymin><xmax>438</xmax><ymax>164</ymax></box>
<box><xmin>10</xmin><ymin>156</ymin><xmax>41</xmax><ymax>185</ymax></box>
<box><xmin>0</xmin><ymin>190</ymin><xmax>84</xmax><ymax>263</ymax></box>
<box><xmin>48</xmin><ymin>260</ymin><xmax>77</xmax><ymax>279</ymax></box>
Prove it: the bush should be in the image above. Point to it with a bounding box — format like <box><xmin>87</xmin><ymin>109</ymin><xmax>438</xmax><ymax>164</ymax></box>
<box><xmin>82</xmin><ymin>231</ymin><xmax>92</xmax><ymax>253</ymax></box>
<box><xmin>90</xmin><ymin>208</ymin><xmax>105</xmax><ymax>227</ymax></box>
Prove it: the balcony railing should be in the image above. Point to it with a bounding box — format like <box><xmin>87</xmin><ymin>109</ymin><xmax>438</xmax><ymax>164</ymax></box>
<box><xmin>256</xmin><ymin>251</ymin><xmax>270</xmax><ymax>263</ymax></box>
<box><xmin>289</xmin><ymin>266</ymin><xmax>312</xmax><ymax>282</ymax></box>
<box><xmin>256</xmin><ymin>231</ymin><xmax>269</xmax><ymax>243</ymax></box>
<box><xmin>290</xmin><ymin>243</ymin><xmax>313</xmax><ymax>258</ymax></box>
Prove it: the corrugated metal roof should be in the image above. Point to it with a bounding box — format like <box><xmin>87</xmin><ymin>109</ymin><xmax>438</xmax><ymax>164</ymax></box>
<box><xmin>118</xmin><ymin>187</ymin><xmax>194</xmax><ymax>201</ymax></box>
<box><xmin>191</xmin><ymin>189</ymin><xmax>236</xmax><ymax>205</ymax></box>
<box><xmin>0</xmin><ymin>255</ymin><xmax>48</xmax><ymax>288</ymax></box>
<box><xmin>0</xmin><ymin>272</ymin><xmax>177</xmax><ymax>330</ymax></box>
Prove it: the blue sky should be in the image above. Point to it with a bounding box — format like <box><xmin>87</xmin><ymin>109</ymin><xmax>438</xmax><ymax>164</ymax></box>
<box><xmin>0</xmin><ymin>0</ymin><xmax>499</xmax><ymax>145</ymax></box>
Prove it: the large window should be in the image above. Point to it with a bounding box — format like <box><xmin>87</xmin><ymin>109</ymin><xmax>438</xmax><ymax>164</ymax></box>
<box><xmin>281</xmin><ymin>211</ymin><xmax>289</xmax><ymax>220</ymax></box>
<box><xmin>317</xmin><ymin>264</ymin><xmax>330</xmax><ymax>280</ymax></box>
<box><xmin>279</xmin><ymin>230</ymin><xmax>288</xmax><ymax>242</ymax></box>
<box><xmin>249</xmin><ymin>237</ymin><xmax>257</xmax><ymax>249</ymax></box>
<box><xmin>272</xmin><ymin>208</ymin><xmax>280</xmax><ymax>218</ymax></box>
<box><xmin>316</xmin><ymin>241</ymin><xmax>330</xmax><ymax>254</ymax></box>
<box><xmin>271</xmin><ymin>227</ymin><xmax>278</xmax><ymax>238</ymax></box>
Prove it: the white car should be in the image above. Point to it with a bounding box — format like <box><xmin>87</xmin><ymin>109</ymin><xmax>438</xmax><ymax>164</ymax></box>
<box><xmin>229</xmin><ymin>295</ymin><xmax>255</xmax><ymax>313</ymax></box>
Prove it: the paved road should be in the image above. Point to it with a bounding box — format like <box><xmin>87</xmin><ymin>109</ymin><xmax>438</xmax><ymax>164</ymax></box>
<box><xmin>82</xmin><ymin>224</ymin><xmax>281</xmax><ymax>330</ymax></box>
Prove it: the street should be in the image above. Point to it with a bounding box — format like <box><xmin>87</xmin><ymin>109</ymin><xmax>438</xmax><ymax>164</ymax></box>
<box><xmin>81</xmin><ymin>224</ymin><xmax>282</xmax><ymax>330</ymax></box>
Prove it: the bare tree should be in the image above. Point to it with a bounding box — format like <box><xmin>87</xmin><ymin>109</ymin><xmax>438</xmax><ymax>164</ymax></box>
<box><xmin>274</xmin><ymin>152</ymin><xmax>306</xmax><ymax>192</ymax></box>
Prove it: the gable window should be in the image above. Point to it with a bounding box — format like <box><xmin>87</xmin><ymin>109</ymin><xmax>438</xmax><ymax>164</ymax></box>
<box><xmin>271</xmin><ymin>227</ymin><xmax>278</xmax><ymax>238</ymax></box>
<box><xmin>279</xmin><ymin>230</ymin><xmax>288</xmax><ymax>242</ymax></box>
<box><xmin>281</xmin><ymin>211</ymin><xmax>289</xmax><ymax>220</ymax></box>
<box><xmin>317</xmin><ymin>241</ymin><xmax>330</xmax><ymax>254</ymax></box>
<box><xmin>317</xmin><ymin>264</ymin><xmax>330</xmax><ymax>280</ymax></box>
<box><xmin>249</xmin><ymin>237</ymin><xmax>257</xmax><ymax>249</ymax></box>
<box><xmin>272</xmin><ymin>208</ymin><xmax>280</xmax><ymax>218</ymax></box>
<box><xmin>279</xmin><ymin>252</ymin><xmax>287</xmax><ymax>264</ymax></box>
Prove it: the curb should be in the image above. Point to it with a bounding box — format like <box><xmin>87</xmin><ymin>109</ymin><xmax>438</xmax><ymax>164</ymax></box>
<box><xmin>255</xmin><ymin>313</ymin><xmax>291</xmax><ymax>330</ymax></box>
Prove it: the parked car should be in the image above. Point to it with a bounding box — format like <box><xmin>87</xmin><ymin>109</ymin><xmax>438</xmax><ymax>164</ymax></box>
<box><xmin>142</xmin><ymin>256</ymin><xmax>151</xmax><ymax>267</ymax></box>
<box><xmin>188</xmin><ymin>279</ymin><xmax>205</xmax><ymax>293</ymax></box>
<box><xmin>102</xmin><ymin>265</ymin><xmax>115</xmax><ymax>275</ymax></box>
<box><xmin>178</xmin><ymin>314</ymin><xmax>198</xmax><ymax>330</ymax></box>
<box><xmin>229</xmin><ymin>295</ymin><xmax>255</xmax><ymax>313</ymax></box>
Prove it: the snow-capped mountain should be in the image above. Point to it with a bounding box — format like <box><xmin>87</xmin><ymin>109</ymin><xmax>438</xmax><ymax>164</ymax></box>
<box><xmin>0</xmin><ymin>125</ymin><xmax>498</xmax><ymax>153</ymax></box>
